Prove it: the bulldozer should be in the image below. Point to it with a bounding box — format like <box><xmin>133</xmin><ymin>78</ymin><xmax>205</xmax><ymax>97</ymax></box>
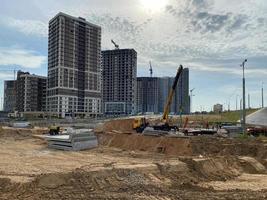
<box><xmin>133</xmin><ymin>65</ymin><xmax>184</xmax><ymax>133</ymax></box>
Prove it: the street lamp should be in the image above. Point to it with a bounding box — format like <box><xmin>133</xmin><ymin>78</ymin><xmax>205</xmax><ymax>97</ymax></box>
<box><xmin>241</xmin><ymin>59</ymin><xmax>247</xmax><ymax>135</ymax></box>
<box><xmin>190</xmin><ymin>88</ymin><xmax>195</xmax><ymax>114</ymax></box>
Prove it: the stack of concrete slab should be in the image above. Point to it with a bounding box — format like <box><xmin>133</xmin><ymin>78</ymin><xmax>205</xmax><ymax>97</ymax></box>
<box><xmin>44</xmin><ymin>129</ymin><xmax>98</xmax><ymax>151</ymax></box>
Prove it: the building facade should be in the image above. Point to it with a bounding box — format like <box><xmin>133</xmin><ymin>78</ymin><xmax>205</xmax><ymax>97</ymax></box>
<box><xmin>136</xmin><ymin>77</ymin><xmax>159</xmax><ymax>114</ymax></box>
<box><xmin>102</xmin><ymin>49</ymin><xmax>137</xmax><ymax>115</ymax></box>
<box><xmin>47</xmin><ymin>12</ymin><xmax>102</xmax><ymax>118</ymax></box>
<box><xmin>137</xmin><ymin>68</ymin><xmax>190</xmax><ymax>115</ymax></box>
<box><xmin>3</xmin><ymin>80</ymin><xmax>16</xmax><ymax>112</ymax></box>
<box><xmin>15</xmin><ymin>71</ymin><xmax>46</xmax><ymax>112</ymax></box>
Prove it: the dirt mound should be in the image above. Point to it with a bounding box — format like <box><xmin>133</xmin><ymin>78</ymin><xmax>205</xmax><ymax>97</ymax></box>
<box><xmin>1</xmin><ymin>157</ymin><xmax>267</xmax><ymax>200</ymax></box>
<box><xmin>95</xmin><ymin>118</ymin><xmax>134</xmax><ymax>133</ymax></box>
<box><xmin>190</xmin><ymin>136</ymin><xmax>267</xmax><ymax>159</ymax></box>
<box><xmin>0</xmin><ymin>128</ymin><xmax>46</xmax><ymax>140</ymax></box>
<box><xmin>98</xmin><ymin>133</ymin><xmax>192</xmax><ymax>156</ymax></box>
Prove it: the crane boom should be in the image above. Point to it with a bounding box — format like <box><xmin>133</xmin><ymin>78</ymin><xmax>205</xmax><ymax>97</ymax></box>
<box><xmin>111</xmin><ymin>39</ymin><xmax>119</xmax><ymax>49</ymax></box>
<box><xmin>162</xmin><ymin>65</ymin><xmax>183</xmax><ymax>122</ymax></box>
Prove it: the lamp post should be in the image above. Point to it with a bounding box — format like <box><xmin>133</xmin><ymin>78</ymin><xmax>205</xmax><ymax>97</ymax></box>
<box><xmin>262</xmin><ymin>82</ymin><xmax>264</xmax><ymax>108</ymax></box>
<box><xmin>241</xmin><ymin>59</ymin><xmax>247</xmax><ymax>135</ymax></box>
<box><xmin>190</xmin><ymin>88</ymin><xmax>195</xmax><ymax>114</ymax></box>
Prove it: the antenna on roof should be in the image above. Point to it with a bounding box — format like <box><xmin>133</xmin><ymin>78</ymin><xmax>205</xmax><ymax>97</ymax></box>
<box><xmin>111</xmin><ymin>39</ymin><xmax>119</xmax><ymax>49</ymax></box>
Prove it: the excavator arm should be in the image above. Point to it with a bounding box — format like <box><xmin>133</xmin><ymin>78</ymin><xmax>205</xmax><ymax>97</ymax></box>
<box><xmin>162</xmin><ymin>65</ymin><xmax>184</xmax><ymax>123</ymax></box>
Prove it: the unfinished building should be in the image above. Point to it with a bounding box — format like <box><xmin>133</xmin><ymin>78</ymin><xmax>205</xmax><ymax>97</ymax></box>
<box><xmin>47</xmin><ymin>12</ymin><xmax>102</xmax><ymax>118</ymax></box>
<box><xmin>102</xmin><ymin>49</ymin><xmax>137</xmax><ymax>115</ymax></box>
<box><xmin>15</xmin><ymin>71</ymin><xmax>46</xmax><ymax>113</ymax></box>
<box><xmin>136</xmin><ymin>77</ymin><xmax>159</xmax><ymax>114</ymax></box>
<box><xmin>3</xmin><ymin>80</ymin><xmax>16</xmax><ymax>112</ymax></box>
<box><xmin>137</xmin><ymin>68</ymin><xmax>190</xmax><ymax>114</ymax></box>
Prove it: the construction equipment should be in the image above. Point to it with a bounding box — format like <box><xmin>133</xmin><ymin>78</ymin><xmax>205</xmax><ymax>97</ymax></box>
<box><xmin>153</xmin><ymin>65</ymin><xmax>183</xmax><ymax>131</ymax></box>
<box><xmin>133</xmin><ymin>117</ymin><xmax>148</xmax><ymax>133</ymax></box>
<box><xmin>49</xmin><ymin>126</ymin><xmax>60</xmax><ymax>135</ymax></box>
<box><xmin>149</xmin><ymin>61</ymin><xmax>153</xmax><ymax>77</ymax></box>
<box><xmin>111</xmin><ymin>39</ymin><xmax>119</xmax><ymax>49</ymax></box>
<box><xmin>133</xmin><ymin>65</ymin><xmax>184</xmax><ymax>133</ymax></box>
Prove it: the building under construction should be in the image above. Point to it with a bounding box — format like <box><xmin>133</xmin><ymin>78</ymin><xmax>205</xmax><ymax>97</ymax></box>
<box><xmin>137</xmin><ymin>68</ymin><xmax>190</xmax><ymax>114</ymax></box>
<box><xmin>3</xmin><ymin>80</ymin><xmax>16</xmax><ymax>112</ymax></box>
<box><xmin>15</xmin><ymin>71</ymin><xmax>47</xmax><ymax>112</ymax></box>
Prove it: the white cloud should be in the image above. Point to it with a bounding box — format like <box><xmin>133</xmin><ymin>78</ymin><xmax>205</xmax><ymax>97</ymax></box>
<box><xmin>0</xmin><ymin>47</ymin><xmax>46</xmax><ymax>69</ymax></box>
<box><xmin>3</xmin><ymin>18</ymin><xmax>47</xmax><ymax>37</ymax></box>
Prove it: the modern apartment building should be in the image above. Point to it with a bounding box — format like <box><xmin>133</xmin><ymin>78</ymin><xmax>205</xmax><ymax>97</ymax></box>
<box><xmin>136</xmin><ymin>77</ymin><xmax>159</xmax><ymax>113</ymax></box>
<box><xmin>3</xmin><ymin>80</ymin><xmax>16</xmax><ymax>112</ymax></box>
<box><xmin>47</xmin><ymin>12</ymin><xmax>102</xmax><ymax>118</ymax></box>
<box><xmin>102</xmin><ymin>49</ymin><xmax>137</xmax><ymax>115</ymax></box>
<box><xmin>15</xmin><ymin>71</ymin><xmax>46</xmax><ymax>112</ymax></box>
<box><xmin>137</xmin><ymin>68</ymin><xmax>190</xmax><ymax>114</ymax></box>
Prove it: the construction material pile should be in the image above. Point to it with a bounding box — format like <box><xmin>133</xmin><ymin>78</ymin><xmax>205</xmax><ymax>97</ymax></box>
<box><xmin>44</xmin><ymin>129</ymin><xmax>98</xmax><ymax>151</ymax></box>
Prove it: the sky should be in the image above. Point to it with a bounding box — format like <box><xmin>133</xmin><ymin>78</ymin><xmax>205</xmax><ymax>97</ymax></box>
<box><xmin>0</xmin><ymin>0</ymin><xmax>266</xmax><ymax>111</ymax></box>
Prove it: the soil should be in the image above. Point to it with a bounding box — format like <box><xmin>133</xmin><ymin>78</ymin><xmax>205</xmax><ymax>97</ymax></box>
<box><xmin>1</xmin><ymin>122</ymin><xmax>267</xmax><ymax>199</ymax></box>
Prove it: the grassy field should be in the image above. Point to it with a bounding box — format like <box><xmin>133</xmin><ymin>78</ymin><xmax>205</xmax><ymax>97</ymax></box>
<box><xmin>183</xmin><ymin>108</ymin><xmax>259</xmax><ymax>124</ymax></box>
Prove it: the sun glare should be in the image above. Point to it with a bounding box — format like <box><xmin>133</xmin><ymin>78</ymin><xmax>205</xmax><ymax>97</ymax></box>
<box><xmin>140</xmin><ymin>0</ymin><xmax>168</xmax><ymax>12</ymax></box>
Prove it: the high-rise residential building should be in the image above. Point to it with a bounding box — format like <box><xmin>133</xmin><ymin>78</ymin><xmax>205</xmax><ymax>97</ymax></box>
<box><xmin>102</xmin><ymin>49</ymin><xmax>137</xmax><ymax>115</ymax></box>
<box><xmin>136</xmin><ymin>77</ymin><xmax>159</xmax><ymax>113</ymax></box>
<box><xmin>158</xmin><ymin>68</ymin><xmax>190</xmax><ymax>114</ymax></box>
<box><xmin>47</xmin><ymin>12</ymin><xmax>102</xmax><ymax>118</ymax></box>
<box><xmin>3</xmin><ymin>80</ymin><xmax>16</xmax><ymax>112</ymax></box>
<box><xmin>15</xmin><ymin>71</ymin><xmax>46</xmax><ymax>112</ymax></box>
<box><xmin>137</xmin><ymin>68</ymin><xmax>190</xmax><ymax>114</ymax></box>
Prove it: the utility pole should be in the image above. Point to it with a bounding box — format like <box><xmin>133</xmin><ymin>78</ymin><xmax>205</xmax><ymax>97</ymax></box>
<box><xmin>248</xmin><ymin>93</ymin><xmax>251</xmax><ymax>109</ymax></box>
<box><xmin>262</xmin><ymin>82</ymin><xmax>264</xmax><ymax>108</ymax></box>
<box><xmin>241</xmin><ymin>59</ymin><xmax>247</xmax><ymax>135</ymax></box>
<box><xmin>190</xmin><ymin>88</ymin><xmax>195</xmax><ymax>113</ymax></box>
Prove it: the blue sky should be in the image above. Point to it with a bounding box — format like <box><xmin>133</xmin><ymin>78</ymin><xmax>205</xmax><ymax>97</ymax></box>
<box><xmin>0</xmin><ymin>0</ymin><xmax>266</xmax><ymax>111</ymax></box>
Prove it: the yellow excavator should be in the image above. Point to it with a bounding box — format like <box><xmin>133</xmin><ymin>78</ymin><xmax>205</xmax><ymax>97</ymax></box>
<box><xmin>133</xmin><ymin>65</ymin><xmax>184</xmax><ymax>133</ymax></box>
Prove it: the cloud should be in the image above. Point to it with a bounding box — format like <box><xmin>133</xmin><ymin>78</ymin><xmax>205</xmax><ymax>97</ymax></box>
<box><xmin>1</xmin><ymin>18</ymin><xmax>47</xmax><ymax>37</ymax></box>
<box><xmin>0</xmin><ymin>47</ymin><xmax>46</xmax><ymax>69</ymax></box>
<box><xmin>0</xmin><ymin>72</ymin><xmax>15</xmax><ymax>79</ymax></box>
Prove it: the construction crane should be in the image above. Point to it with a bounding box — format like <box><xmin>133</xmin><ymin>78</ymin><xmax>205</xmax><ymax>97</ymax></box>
<box><xmin>133</xmin><ymin>65</ymin><xmax>184</xmax><ymax>133</ymax></box>
<box><xmin>111</xmin><ymin>39</ymin><xmax>119</xmax><ymax>50</ymax></box>
<box><xmin>149</xmin><ymin>61</ymin><xmax>153</xmax><ymax>77</ymax></box>
<box><xmin>154</xmin><ymin>65</ymin><xmax>184</xmax><ymax>130</ymax></box>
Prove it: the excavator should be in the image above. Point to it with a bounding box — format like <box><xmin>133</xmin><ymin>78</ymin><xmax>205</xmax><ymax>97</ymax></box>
<box><xmin>133</xmin><ymin>65</ymin><xmax>184</xmax><ymax>133</ymax></box>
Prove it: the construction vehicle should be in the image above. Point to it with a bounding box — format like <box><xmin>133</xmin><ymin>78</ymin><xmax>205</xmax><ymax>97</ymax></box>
<box><xmin>133</xmin><ymin>65</ymin><xmax>184</xmax><ymax>133</ymax></box>
<box><xmin>49</xmin><ymin>125</ymin><xmax>60</xmax><ymax>135</ymax></box>
<box><xmin>133</xmin><ymin>117</ymin><xmax>148</xmax><ymax>133</ymax></box>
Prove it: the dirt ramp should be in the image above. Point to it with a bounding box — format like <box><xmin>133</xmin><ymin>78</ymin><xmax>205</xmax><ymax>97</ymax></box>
<box><xmin>95</xmin><ymin>118</ymin><xmax>134</xmax><ymax>133</ymax></box>
<box><xmin>103</xmin><ymin>133</ymin><xmax>192</xmax><ymax>156</ymax></box>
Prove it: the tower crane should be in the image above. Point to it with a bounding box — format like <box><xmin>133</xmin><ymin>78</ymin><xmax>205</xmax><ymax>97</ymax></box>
<box><xmin>149</xmin><ymin>61</ymin><xmax>153</xmax><ymax>77</ymax></box>
<box><xmin>111</xmin><ymin>39</ymin><xmax>119</xmax><ymax>49</ymax></box>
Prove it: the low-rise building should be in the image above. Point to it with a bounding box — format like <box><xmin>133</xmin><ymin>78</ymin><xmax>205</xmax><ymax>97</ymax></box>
<box><xmin>213</xmin><ymin>104</ymin><xmax>223</xmax><ymax>113</ymax></box>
